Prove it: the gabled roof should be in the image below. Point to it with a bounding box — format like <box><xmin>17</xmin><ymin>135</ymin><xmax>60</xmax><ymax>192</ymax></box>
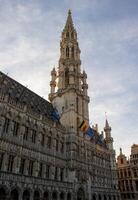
<box><xmin>0</xmin><ymin>71</ymin><xmax>54</xmax><ymax>120</ymax></box>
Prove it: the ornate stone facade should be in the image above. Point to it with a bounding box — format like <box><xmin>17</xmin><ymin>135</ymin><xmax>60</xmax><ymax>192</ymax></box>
<box><xmin>0</xmin><ymin>10</ymin><xmax>120</xmax><ymax>200</ymax></box>
<box><xmin>117</xmin><ymin>145</ymin><xmax>138</xmax><ymax>199</ymax></box>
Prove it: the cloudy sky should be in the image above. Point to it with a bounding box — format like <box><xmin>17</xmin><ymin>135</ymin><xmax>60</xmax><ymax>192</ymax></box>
<box><xmin>0</xmin><ymin>0</ymin><xmax>138</xmax><ymax>157</ymax></box>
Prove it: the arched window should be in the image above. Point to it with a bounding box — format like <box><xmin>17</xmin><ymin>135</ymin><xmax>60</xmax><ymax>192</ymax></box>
<box><xmin>121</xmin><ymin>158</ymin><xmax>124</xmax><ymax>164</ymax></box>
<box><xmin>60</xmin><ymin>168</ymin><xmax>64</xmax><ymax>181</ymax></box>
<box><xmin>67</xmin><ymin>193</ymin><xmax>71</xmax><ymax>200</ymax></box>
<box><xmin>66</xmin><ymin>47</ymin><xmax>69</xmax><ymax>58</ymax></box>
<box><xmin>66</xmin><ymin>32</ymin><xmax>69</xmax><ymax>38</ymax></box>
<box><xmin>52</xmin><ymin>191</ymin><xmax>57</xmax><ymax>200</ymax></box>
<box><xmin>65</xmin><ymin>68</ymin><xmax>69</xmax><ymax>87</ymax></box>
<box><xmin>23</xmin><ymin>190</ymin><xmax>30</xmax><ymax>200</ymax></box>
<box><xmin>104</xmin><ymin>195</ymin><xmax>107</xmax><ymax>200</ymax></box>
<box><xmin>92</xmin><ymin>194</ymin><xmax>96</xmax><ymax>200</ymax></box>
<box><xmin>55</xmin><ymin>166</ymin><xmax>58</xmax><ymax>180</ymax></box>
<box><xmin>98</xmin><ymin>194</ymin><xmax>102</xmax><ymax>200</ymax></box>
<box><xmin>60</xmin><ymin>192</ymin><xmax>64</xmax><ymax>200</ymax></box>
<box><xmin>56</xmin><ymin>136</ymin><xmax>59</xmax><ymax>152</ymax></box>
<box><xmin>33</xmin><ymin>191</ymin><xmax>40</xmax><ymax>200</ymax></box>
<box><xmin>47</xmin><ymin>136</ymin><xmax>52</xmax><ymax>148</ymax></box>
<box><xmin>11</xmin><ymin>189</ymin><xmax>19</xmax><ymax>200</ymax></box>
<box><xmin>71</xmin><ymin>47</ymin><xmax>74</xmax><ymax>58</ymax></box>
<box><xmin>60</xmin><ymin>142</ymin><xmax>64</xmax><ymax>153</ymax></box>
<box><xmin>44</xmin><ymin>191</ymin><xmax>49</xmax><ymax>200</ymax></box>
<box><xmin>0</xmin><ymin>188</ymin><xmax>7</xmax><ymax>200</ymax></box>
<box><xmin>71</xmin><ymin>32</ymin><xmax>74</xmax><ymax>39</ymax></box>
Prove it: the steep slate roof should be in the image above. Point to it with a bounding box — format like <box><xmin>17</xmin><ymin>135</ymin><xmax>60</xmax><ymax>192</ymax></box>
<box><xmin>0</xmin><ymin>71</ymin><xmax>54</xmax><ymax>120</ymax></box>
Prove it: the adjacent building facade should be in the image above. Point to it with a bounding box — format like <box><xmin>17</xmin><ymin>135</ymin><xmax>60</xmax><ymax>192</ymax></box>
<box><xmin>0</xmin><ymin>11</ymin><xmax>120</xmax><ymax>200</ymax></box>
<box><xmin>117</xmin><ymin>145</ymin><xmax>138</xmax><ymax>200</ymax></box>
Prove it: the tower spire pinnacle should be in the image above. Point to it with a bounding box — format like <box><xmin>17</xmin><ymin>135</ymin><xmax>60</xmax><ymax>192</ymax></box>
<box><xmin>64</xmin><ymin>9</ymin><xmax>74</xmax><ymax>31</ymax></box>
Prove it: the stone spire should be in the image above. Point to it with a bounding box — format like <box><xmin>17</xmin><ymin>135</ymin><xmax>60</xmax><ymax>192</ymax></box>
<box><xmin>49</xmin><ymin>10</ymin><xmax>89</xmax><ymax>133</ymax></box>
<box><xmin>64</xmin><ymin>10</ymin><xmax>74</xmax><ymax>31</ymax></box>
<box><xmin>120</xmin><ymin>148</ymin><xmax>122</xmax><ymax>155</ymax></box>
<box><xmin>104</xmin><ymin>119</ymin><xmax>113</xmax><ymax>149</ymax></box>
<box><xmin>105</xmin><ymin>119</ymin><xmax>111</xmax><ymax>129</ymax></box>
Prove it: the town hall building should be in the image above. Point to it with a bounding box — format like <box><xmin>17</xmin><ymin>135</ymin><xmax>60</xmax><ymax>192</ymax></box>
<box><xmin>0</xmin><ymin>10</ymin><xmax>120</xmax><ymax>200</ymax></box>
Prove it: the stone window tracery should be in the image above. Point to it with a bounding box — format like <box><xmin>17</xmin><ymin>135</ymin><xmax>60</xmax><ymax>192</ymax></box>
<box><xmin>41</xmin><ymin>133</ymin><xmax>45</xmax><ymax>146</ymax></box>
<box><xmin>13</xmin><ymin>121</ymin><xmax>19</xmax><ymax>136</ymax></box>
<box><xmin>46</xmin><ymin>164</ymin><xmax>50</xmax><ymax>178</ymax></box>
<box><xmin>71</xmin><ymin>46</ymin><xmax>74</xmax><ymax>58</ymax></box>
<box><xmin>66</xmin><ymin>32</ymin><xmax>69</xmax><ymax>38</ymax></box>
<box><xmin>60</xmin><ymin>142</ymin><xmax>64</xmax><ymax>153</ymax></box>
<box><xmin>47</xmin><ymin>136</ymin><xmax>52</xmax><ymax>148</ymax></box>
<box><xmin>55</xmin><ymin>137</ymin><xmax>59</xmax><ymax>152</ymax></box>
<box><xmin>28</xmin><ymin>160</ymin><xmax>34</xmax><ymax>176</ymax></box>
<box><xmin>55</xmin><ymin>166</ymin><xmax>58</xmax><ymax>180</ymax></box>
<box><xmin>60</xmin><ymin>168</ymin><xmax>64</xmax><ymax>181</ymax></box>
<box><xmin>3</xmin><ymin>117</ymin><xmax>10</xmax><ymax>133</ymax></box>
<box><xmin>31</xmin><ymin>130</ymin><xmax>36</xmax><ymax>143</ymax></box>
<box><xmin>38</xmin><ymin>162</ymin><xmax>43</xmax><ymax>177</ymax></box>
<box><xmin>19</xmin><ymin>158</ymin><xmax>25</xmax><ymax>174</ymax></box>
<box><xmin>65</xmin><ymin>68</ymin><xmax>69</xmax><ymax>87</ymax></box>
<box><xmin>7</xmin><ymin>155</ymin><xmax>14</xmax><ymax>172</ymax></box>
<box><xmin>66</xmin><ymin>47</ymin><xmax>69</xmax><ymax>58</ymax></box>
<box><xmin>23</xmin><ymin>127</ymin><xmax>29</xmax><ymax>140</ymax></box>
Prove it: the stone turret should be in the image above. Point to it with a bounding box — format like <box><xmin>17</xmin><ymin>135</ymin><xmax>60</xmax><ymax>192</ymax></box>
<box><xmin>104</xmin><ymin>119</ymin><xmax>118</xmax><ymax>190</ymax></box>
<box><xmin>104</xmin><ymin>119</ymin><xmax>113</xmax><ymax>150</ymax></box>
<box><xmin>49</xmin><ymin>67</ymin><xmax>57</xmax><ymax>101</ymax></box>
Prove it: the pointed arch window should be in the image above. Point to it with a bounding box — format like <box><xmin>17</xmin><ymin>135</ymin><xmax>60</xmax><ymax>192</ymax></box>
<box><xmin>55</xmin><ymin>137</ymin><xmax>59</xmax><ymax>152</ymax></box>
<box><xmin>13</xmin><ymin>121</ymin><xmax>19</xmax><ymax>136</ymax></box>
<box><xmin>66</xmin><ymin>32</ymin><xmax>69</xmax><ymax>38</ymax></box>
<box><xmin>71</xmin><ymin>32</ymin><xmax>74</xmax><ymax>39</ymax></box>
<box><xmin>65</xmin><ymin>68</ymin><xmax>69</xmax><ymax>87</ymax></box>
<box><xmin>3</xmin><ymin>117</ymin><xmax>10</xmax><ymax>133</ymax></box>
<box><xmin>66</xmin><ymin>46</ymin><xmax>69</xmax><ymax>58</ymax></box>
<box><xmin>47</xmin><ymin>136</ymin><xmax>52</xmax><ymax>148</ymax></box>
<box><xmin>7</xmin><ymin>155</ymin><xmax>14</xmax><ymax>172</ymax></box>
<box><xmin>71</xmin><ymin>47</ymin><xmax>74</xmax><ymax>58</ymax></box>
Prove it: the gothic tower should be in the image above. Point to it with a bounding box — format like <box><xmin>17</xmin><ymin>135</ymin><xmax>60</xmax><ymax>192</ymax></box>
<box><xmin>49</xmin><ymin>10</ymin><xmax>89</xmax><ymax>134</ymax></box>
<box><xmin>104</xmin><ymin>119</ymin><xmax>119</xmax><ymax>190</ymax></box>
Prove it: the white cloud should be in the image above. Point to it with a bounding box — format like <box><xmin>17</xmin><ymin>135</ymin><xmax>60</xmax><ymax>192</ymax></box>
<box><xmin>0</xmin><ymin>0</ymin><xmax>138</xmax><ymax>157</ymax></box>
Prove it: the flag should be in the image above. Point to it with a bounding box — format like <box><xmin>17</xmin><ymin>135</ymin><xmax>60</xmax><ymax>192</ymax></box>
<box><xmin>51</xmin><ymin>108</ymin><xmax>60</xmax><ymax>122</ymax></box>
<box><xmin>79</xmin><ymin>120</ymin><xmax>89</xmax><ymax>133</ymax></box>
<box><xmin>85</xmin><ymin>126</ymin><xmax>95</xmax><ymax>138</ymax></box>
<box><xmin>96</xmin><ymin>132</ymin><xmax>105</xmax><ymax>146</ymax></box>
<box><xmin>79</xmin><ymin>120</ymin><xmax>94</xmax><ymax>139</ymax></box>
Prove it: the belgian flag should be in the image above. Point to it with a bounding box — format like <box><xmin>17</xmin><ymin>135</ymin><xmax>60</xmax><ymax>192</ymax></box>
<box><xmin>79</xmin><ymin>120</ymin><xmax>95</xmax><ymax>139</ymax></box>
<box><xmin>79</xmin><ymin>120</ymin><xmax>89</xmax><ymax>133</ymax></box>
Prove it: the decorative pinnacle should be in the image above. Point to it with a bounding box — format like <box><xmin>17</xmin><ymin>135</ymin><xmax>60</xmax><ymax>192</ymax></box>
<box><xmin>64</xmin><ymin>9</ymin><xmax>74</xmax><ymax>30</ymax></box>
<box><xmin>105</xmin><ymin>119</ymin><xmax>109</xmax><ymax>128</ymax></box>
<box><xmin>120</xmin><ymin>148</ymin><xmax>122</xmax><ymax>155</ymax></box>
<box><xmin>104</xmin><ymin>119</ymin><xmax>111</xmax><ymax>132</ymax></box>
<box><xmin>68</xmin><ymin>9</ymin><xmax>71</xmax><ymax>15</ymax></box>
